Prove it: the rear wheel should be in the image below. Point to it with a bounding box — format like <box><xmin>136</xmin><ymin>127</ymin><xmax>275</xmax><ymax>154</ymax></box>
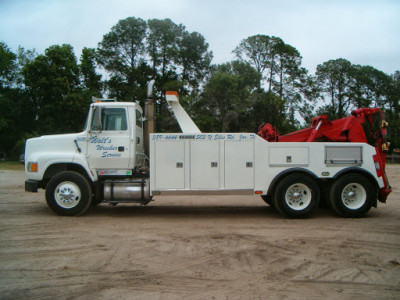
<box><xmin>329</xmin><ymin>174</ymin><xmax>375</xmax><ymax>217</ymax></box>
<box><xmin>45</xmin><ymin>171</ymin><xmax>92</xmax><ymax>216</ymax></box>
<box><xmin>273</xmin><ymin>174</ymin><xmax>320</xmax><ymax>218</ymax></box>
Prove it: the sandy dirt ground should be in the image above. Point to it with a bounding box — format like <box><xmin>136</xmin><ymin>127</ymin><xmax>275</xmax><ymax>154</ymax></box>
<box><xmin>0</xmin><ymin>165</ymin><xmax>399</xmax><ymax>299</ymax></box>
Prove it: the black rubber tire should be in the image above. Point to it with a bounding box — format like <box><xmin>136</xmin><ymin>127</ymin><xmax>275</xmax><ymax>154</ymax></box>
<box><xmin>261</xmin><ymin>195</ymin><xmax>273</xmax><ymax>206</ymax></box>
<box><xmin>329</xmin><ymin>174</ymin><xmax>375</xmax><ymax>218</ymax></box>
<box><xmin>45</xmin><ymin>171</ymin><xmax>92</xmax><ymax>216</ymax></box>
<box><xmin>273</xmin><ymin>174</ymin><xmax>320</xmax><ymax>218</ymax></box>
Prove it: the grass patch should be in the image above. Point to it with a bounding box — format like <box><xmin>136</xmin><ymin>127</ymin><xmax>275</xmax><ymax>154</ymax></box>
<box><xmin>0</xmin><ymin>161</ymin><xmax>25</xmax><ymax>171</ymax></box>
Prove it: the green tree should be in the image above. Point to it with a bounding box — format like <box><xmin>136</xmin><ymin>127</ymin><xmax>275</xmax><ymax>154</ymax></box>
<box><xmin>194</xmin><ymin>61</ymin><xmax>260</xmax><ymax>132</ymax></box>
<box><xmin>271</xmin><ymin>39</ymin><xmax>307</xmax><ymax>103</ymax></box>
<box><xmin>195</xmin><ymin>62</ymin><xmax>294</xmax><ymax>134</ymax></box>
<box><xmin>0</xmin><ymin>42</ymin><xmax>17</xmax><ymax>88</ymax></box>
<box><xmin>146</xmin><ymin>18</ymin><xmax>212</xmax><ymax>95</ymax></box>
<box><xmin>234</xmin><ymin>35</ymin><xmax>311</xmax><ymax>130</ymax></box>
<box><xmin>265</xmin><ymin>36</ymin><xmax>282</xmax><ymax>92</ymax></box>
<box><xmin>233</xmin><ymin>35</ymin><xmax>305</xmax><ymax>96</ymax></box>
<box><xmin>23</xmin><ymin>44</ymin><xmax>85</xmax><ymax>133</ymax></box>
<box><xmin>248</xmin><ymin>90</ymin><xmax>290</xmax><ymax>133</ymax></box>
<box><xmin>80</xmin><ymin>47</ymin><xmax>102</xmax><ymax>94</ymax></box>
<box><xmin>233</xmin><ymin>35</ymin><xmax>271</xmax><ymax>88</ymax></box>
<box><xmin>216</xmin><ymin>61</ymin><xmax>260</xmax><ymax>95</ymax></box>
<box><xmin>176</xmin><ymin>31</ymin><xmax>213</xmax><ymax>93</ymax></box>
<box><xmin>160</xmin><ymin>26</ymin><xmax>212</xmax><ymax>131</ymax></box>
<box><xmin>315</xmin><ymin>58</ymin><xmax>354</xmax><ymax>118</ymax></box>
<box><xmin>14</xmin><ymin>46</ymin><xmax>37</xmax><ymax>87</ymax></box>
<box><xmin>0</xmin><ymin>88</ymin><xmax>36</xmax><ymax>158</ymax></box>
<box><xmin>146</xmin><ymin>17</ymin><xmax>185</xmax><ymax>129</ymax></box>
<box><xmin>199</xmin><ymin>71</ymin><xmax>239</xmax><ymax>132</ymax></box>
<box><xmin>0</xmin><ymin>42</ymin><xmax>37</xmax><ymax>157</ymax></box>
<box><xmin>147</xmin><ymin>18</ymin><xmax>181</xmax><ymax>78</ymax></box>
<box><xmin>97</xmin><ymin>17</ymin><xmax>148</xmax><ymax>101</ymax></box>
<box><xmin>387</xmin><ymin>71</ymin><xmax>400</xmax><ymax>150</ymax></box>
<box><xmin>350</xmin><ymin>65</ymin><xmax>391</xmax><ymax>109</ymax></box>
<box><xmin>95</xmin><ymin>17</ymin><xmax>214</xmax><ymax>133</ymax></box>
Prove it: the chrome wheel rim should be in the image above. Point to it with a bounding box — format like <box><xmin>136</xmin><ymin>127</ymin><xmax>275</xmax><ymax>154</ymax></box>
<box><xmin>285</xmin><ymin>183</ymin><xmax>312</xmax><ymax>210</ymax></box>
<box><xmin>341</xmin><ymin>183</ymin><xmax>366</xmax><ymax>209</ymax></box>
<box><xmin>54</xmin><ymin>181</ymin><xmax>81</xmax><ymax>209</ymax></box>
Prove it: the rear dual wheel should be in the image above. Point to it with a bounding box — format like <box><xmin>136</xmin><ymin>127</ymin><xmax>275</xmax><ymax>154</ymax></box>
<box><xmin>273</xmin><ymin>174</ymin><xmax>320</xmax><ymax>218</ymax></box>
<box><xmin>329</xmin><ymin>174</ymin><xmax>374</xmax><ymax>218</ymax></box>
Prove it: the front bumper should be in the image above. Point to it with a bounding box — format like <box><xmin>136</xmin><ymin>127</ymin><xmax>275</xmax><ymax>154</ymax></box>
<box><xmin>25</xmin><ymin>180</ymin><xmax>40</xmax><ymax>192</ymax></box>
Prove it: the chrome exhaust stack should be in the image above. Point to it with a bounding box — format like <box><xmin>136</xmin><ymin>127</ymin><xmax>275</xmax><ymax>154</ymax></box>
<box><xmin>144</xmin><ymin>80</ymin><xmax>155</xmax><ymax>156</ymax></box>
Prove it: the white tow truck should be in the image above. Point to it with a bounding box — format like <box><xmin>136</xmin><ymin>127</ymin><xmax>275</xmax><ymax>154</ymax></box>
<box><xmin>24</xmin><ymin>82</ymin><xmax>392</xmax><ymax>218</ymax></box>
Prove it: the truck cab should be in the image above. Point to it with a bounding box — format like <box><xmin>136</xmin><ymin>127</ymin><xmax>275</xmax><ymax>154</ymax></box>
<box><xmin>25</xmin><ymin>101</ymin><xmax>145</xmax><ymax>182</ymax></box>
<box><xmin>25</xmin><ymin>100</ymin><xmax>149</xmax><ymax>216</ymax></box>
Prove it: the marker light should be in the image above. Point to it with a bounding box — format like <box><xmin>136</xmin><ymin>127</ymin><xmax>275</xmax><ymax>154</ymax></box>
<box><xmin>28</xmin><ymin>162</ymin><xmax>38</xmax><ymax>172</ymax></box>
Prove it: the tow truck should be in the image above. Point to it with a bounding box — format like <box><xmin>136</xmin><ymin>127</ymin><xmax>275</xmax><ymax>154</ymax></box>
<box><xmin>24</xmin><ymin>81</ymin><xmax>391</xmax><ymax>218</ymax></box>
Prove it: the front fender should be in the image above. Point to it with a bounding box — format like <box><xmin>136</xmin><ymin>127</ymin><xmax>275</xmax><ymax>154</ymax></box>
<box><xmin>25</xmin><ymin>152</ymin><xmax>97</xmax><ymax>182</ymax></box>
<box><xmin>25</xmin><ymin>152</ymin><xmax>75</xmax><ymax>181</ymax></box>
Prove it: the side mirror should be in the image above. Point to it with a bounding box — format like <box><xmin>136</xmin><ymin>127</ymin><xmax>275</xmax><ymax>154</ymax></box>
<box><xmin>91</xmin><ymin>107</ymin><xmax>102</xmax><ymax>131</ymax></box>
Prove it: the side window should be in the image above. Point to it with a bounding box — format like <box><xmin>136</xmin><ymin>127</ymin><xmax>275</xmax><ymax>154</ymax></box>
<box><xmin>136</xmin><ymin>110</ymin><xmax>143</xmax><ymax>128</ymax></box>
<box><xmin>91</xmin><ymin>108</ymin><xmax>127</xmax><ymax>131</ymax></box>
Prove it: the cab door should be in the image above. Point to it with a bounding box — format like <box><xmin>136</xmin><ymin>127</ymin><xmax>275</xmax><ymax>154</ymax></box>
<box><xmin>87</xmin><ymin>106</ymin><xmax>132</xmax><ymax>171</ymax></box>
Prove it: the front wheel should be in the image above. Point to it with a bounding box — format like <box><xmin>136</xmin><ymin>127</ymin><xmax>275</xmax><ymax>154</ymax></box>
<box><xmin>329</xmin><ymin>174</ymin><xmax>375</xmax><ymax>217</ymax></box>
<box><xmin>273</xmin><ymin>174</ymin><xmax>320</xmax><ymax>218</ymax></box>
<box><xmin>45</xmin><ymin>171</ymin><xmax>92</xmax><ymax>216</ymax></box>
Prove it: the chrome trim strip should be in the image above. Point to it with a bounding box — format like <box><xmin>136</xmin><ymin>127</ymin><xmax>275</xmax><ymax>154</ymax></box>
<box><xmin>152</xmin><ymin>189</ymin><xmax>254</xmax><ymax>196</ymax></box>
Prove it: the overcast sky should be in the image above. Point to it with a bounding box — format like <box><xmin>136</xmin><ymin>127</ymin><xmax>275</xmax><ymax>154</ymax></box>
<box><xmin>0</xmin><ymin>0</ymin><xmax>399</xmax><ymax>75</ymax></box>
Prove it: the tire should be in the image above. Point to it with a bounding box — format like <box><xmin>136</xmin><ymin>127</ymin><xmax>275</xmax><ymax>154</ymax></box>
<box><xmin>273</xmin><ymin>174</ymin><xmax>320</xmax><ymax>218</ymax></box>
<box><xmin>261</xmin><ymin>195</ymin><xmax>273</xmax><ymax>206</ymax></box>
<box><xmin>329</xmin><ymin>174</ymin><xmax>375</xmax><ymax>218</ymax></box>
<box><xmin>45</xmin><ymin>171</ymin><xmax>92</xmax><ymax>216</ymax></box>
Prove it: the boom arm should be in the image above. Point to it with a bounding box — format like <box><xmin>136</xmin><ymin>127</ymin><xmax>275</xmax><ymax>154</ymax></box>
<box><xmin>258</xmin><ymin>108</ymin><xmax>388</xmax><ymax>146</ymax></box>
<box><xmin>166</xmin><ymin>91</ymin><xmax>201</xmax><ymax>134</ymax></box>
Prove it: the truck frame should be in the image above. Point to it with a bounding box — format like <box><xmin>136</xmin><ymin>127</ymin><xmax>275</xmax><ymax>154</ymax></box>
<box><xmin>24</xmin><ymin>83</ymin><xmax>392</xmax><ymax>218</ymax></box>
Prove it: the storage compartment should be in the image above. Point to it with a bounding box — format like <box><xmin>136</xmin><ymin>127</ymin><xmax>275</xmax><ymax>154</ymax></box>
<box><xmin>151</xmin><ymin>134</ymin><xmax>256</xmax><ymax>192</ymax></box>
<box><xmin>225</xmin><ymin>141</ymin><xmax>254</xmax><ymax>189</ymax></box>
<box><xmin>325</xmin><ymin>146</ymin><xmax>362</xmax><ymax>165</ymax></box>
<box><xmin>154</xmin><ymin>141</ymin><xmax>185</xmax><ymax>189</ymax></box>
<box><xmin>269</xmin><ymin>147</ymin><xmax>309</xmax><ymax>166</ymax></box>
<box><xmin>190</xmin><ymin>141</ymin><xmax>220</xmax><ymax>189</ymax></box>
